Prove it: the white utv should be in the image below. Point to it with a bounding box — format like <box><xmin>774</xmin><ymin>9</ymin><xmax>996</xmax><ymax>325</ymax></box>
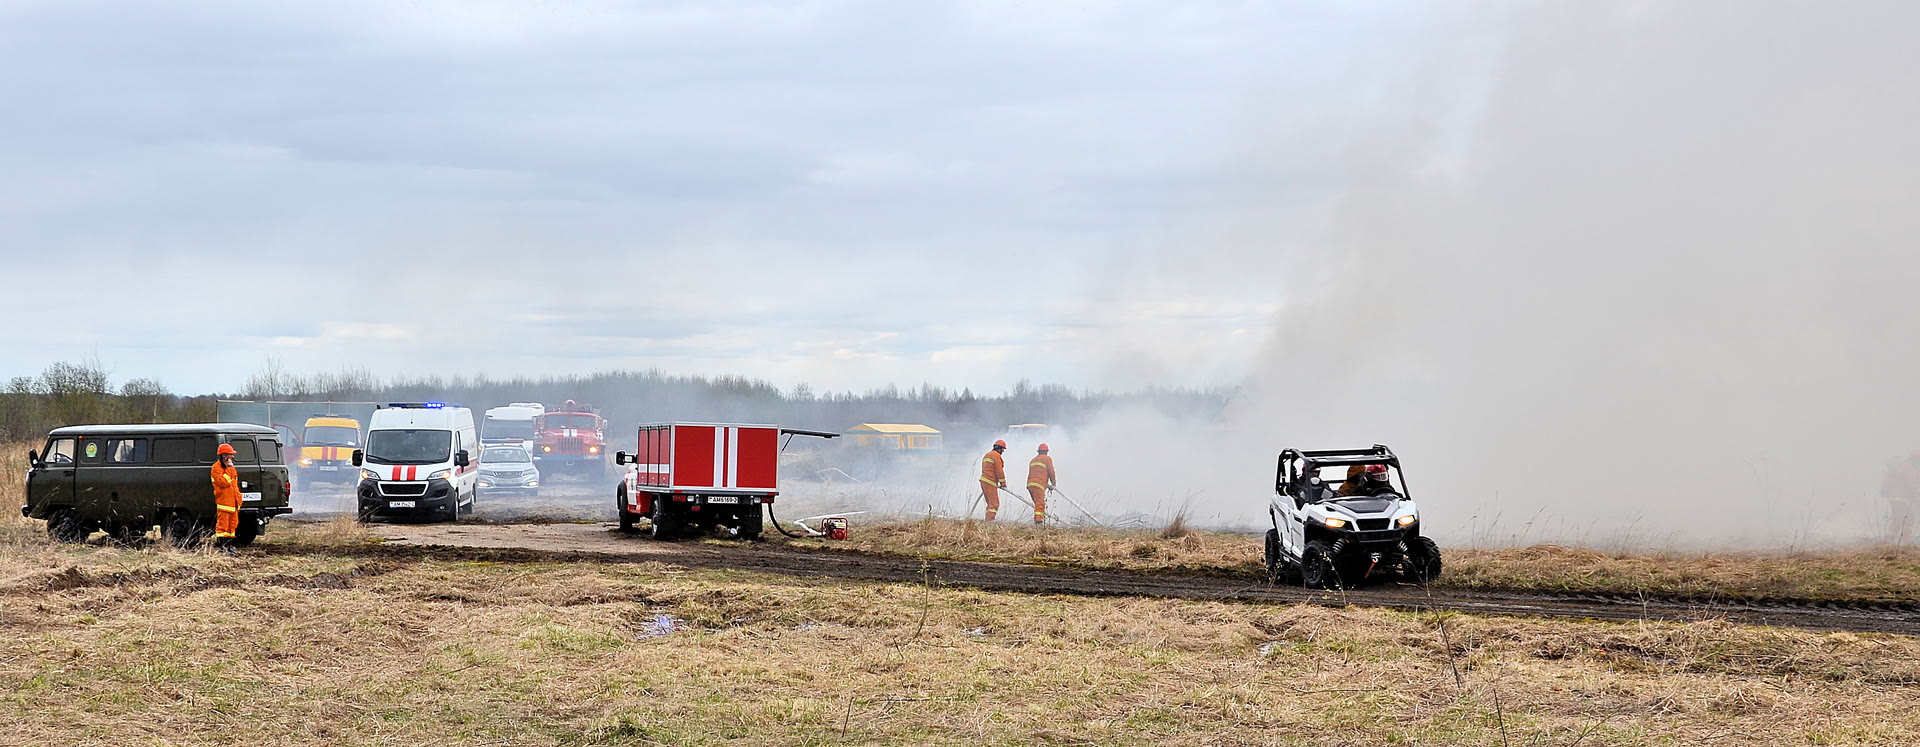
<box><xmin>1266</xmin><ymin>444</ymin><xmax>1441</xmax><ymax>588</ymax></box>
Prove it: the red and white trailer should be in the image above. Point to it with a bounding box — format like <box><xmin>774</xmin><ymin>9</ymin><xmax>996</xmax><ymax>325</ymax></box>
<box><xmin>613</xmin><ymin>422</ymin><xmax>836</xmax><ymax>539</ymax></box>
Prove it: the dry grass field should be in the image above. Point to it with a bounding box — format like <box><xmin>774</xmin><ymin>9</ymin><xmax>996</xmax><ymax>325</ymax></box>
<box><xmin>1</xmin><ymin>513</ymin><xmax>1918</xmax><ymax>745</ymax></box>
<box><xmin>7</xmin><ymin>444</ymin><xmax>1920</xmax><ymax>744</ymax></box>
<box><xmin>803</xmin><ymin>518</ymin><xmax>1920</xmax><ymax>602</ymax></box>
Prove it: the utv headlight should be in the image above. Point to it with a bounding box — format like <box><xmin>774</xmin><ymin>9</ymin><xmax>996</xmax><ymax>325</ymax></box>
<box><xmin>1396</xmin><ymin>515</ymin><xmax>1418</xmax><ymax>527</ymax></box>
<box><xmin>1322</xmin><ymin>517</ymin><xmax>1348</xmax><ymax>529</ymax></box>
<box><xmin>360</xmin><ymin>468</ymin><xmax>380</xmax><ymax>481</ymax></box>
<box><xmin>427</xmin><ymin>468</ymin><xmax>452</xmax><ymax>480</ymax></box>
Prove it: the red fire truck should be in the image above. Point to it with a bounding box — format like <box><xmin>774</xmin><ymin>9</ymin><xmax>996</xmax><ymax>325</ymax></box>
<box><xmin>533</xmin><ymin>400</ymin><xmax>607</xmax><ymax>479</ymax></box>
<box><xmin>613</xmin><ymin>422</ymin><xmax>836</xmax><ymax>539</ymax></box>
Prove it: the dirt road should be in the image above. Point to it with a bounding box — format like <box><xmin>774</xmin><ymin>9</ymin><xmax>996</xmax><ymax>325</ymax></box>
<box><xmin>342</xmin><ymin>521</ymin><xmax>1920</xmax><ymax>636</ymax></box>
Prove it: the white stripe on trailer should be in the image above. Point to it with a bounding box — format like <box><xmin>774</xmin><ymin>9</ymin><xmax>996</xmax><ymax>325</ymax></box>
<box><xmin>725</xmin><ymin>427</ymin><xmax>740</xmax><ymax>489</ymax></box>
<box><xmin>712</xmin><ymin>428</ymin><xmax>725</xmax><ymax>488</ymax></box>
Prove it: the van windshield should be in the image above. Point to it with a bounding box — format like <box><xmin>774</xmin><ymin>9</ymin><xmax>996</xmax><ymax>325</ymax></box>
<box><xmin>304</xmin><ymin>426</ymin><xmax>359</xmax><ymax>446</ymax></box>
<box><xmin>483</xmin><ymin>418</ymin><xmax>536</xmax><ymax>440</ymax></box>
<box><xmin>365</xmin><ymin>429</ymin><xmax>452</xmax><ymax>465</ymax></box>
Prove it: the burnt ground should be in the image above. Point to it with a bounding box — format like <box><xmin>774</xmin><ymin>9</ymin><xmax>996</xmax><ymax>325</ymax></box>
<box><xmin>273</xmin><ymin>519</ymin><xmax>1920</xmax><ymax>637</ymax></box>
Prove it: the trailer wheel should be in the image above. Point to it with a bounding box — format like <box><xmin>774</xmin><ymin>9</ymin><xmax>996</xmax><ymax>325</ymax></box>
<box><xmin>649</xmin><ymin>497</ymin><xmax>682</xmax><ymax>540</ymax></box>
<box><xmin>47</xmin><ymin>508</ymin><xmax>90</xmax><ymax>544</ymax></box>
<box><xmin>1300</xmin><ymin>540</ymin><xmax>1339</xmax><ymax>589</ymax></box>
<box><xmin>161</xmin><ymin>512</ymin><xmax>208</xmax><ymax>549</ymax></box>
<box><xmin>1403</xmin><ymin>536</ymin><xmax>1443</xmax><ymax>583</ymax></box>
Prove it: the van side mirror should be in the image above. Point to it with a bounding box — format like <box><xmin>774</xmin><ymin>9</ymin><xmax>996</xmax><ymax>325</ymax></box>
<box><xmin>350</xmin><ymin>449</ymin><xmax>364</xmax><ymax>467</ymax></box>
<box><xmin>614</xmin><ymin>451</ymin><xmax>630</xmax><ymax>465</ymax></box>
<box><xmin>454</xmin><ymin>450</ymin><xmax>470</xmax><ymax>468</ymax></box>
<box><xmin>27</xmin><ymin>449</ymin><xmax>39</xmax><ymax>468</ymax></box>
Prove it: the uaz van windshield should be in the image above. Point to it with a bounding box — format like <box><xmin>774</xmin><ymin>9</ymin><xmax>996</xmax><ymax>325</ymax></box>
<box><xmin>365</xmin><ymin>429</ymin><xmax>452</xmax><ymax>465</ymax></box>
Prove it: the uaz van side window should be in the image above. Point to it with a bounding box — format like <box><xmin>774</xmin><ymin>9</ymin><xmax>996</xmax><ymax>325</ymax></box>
<box><xmin>153</xmin><ymin>437</ymin><xmax>195</xmax><ymax>464</ymax></box>
<box><xmin>260</xmin><ymin>439</ymin><xmax>283</xmax><ymax>464</ymax></box>
<box><xmin>106</xmin><ymin>439</ymin><xmax>149</xmax><ymax>464</ymax></box>
<box><xmin>229</xmin><ymin>439</ymin><xmax>258</xmax><ymax>464</ymax></box>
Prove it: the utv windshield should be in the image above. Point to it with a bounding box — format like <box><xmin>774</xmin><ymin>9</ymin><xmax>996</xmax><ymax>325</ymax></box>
<box><xmin>303</xmin><ymin>426</ymin><xmax>359</xmax><ymax>447</ymax></box>
<box><xmin>542</xmin><ymin>414</ymin><xmax>597</xmax><ymax>429</ymax></box>
<box><xmin>483</xmin><ymin>418</ymin><xmax>536</xmax><ymax>440</ymax></box>
<box><xmin>365</xmin><ymin>429</ymin><xmax>452</xmax><ymax>465</ymax></box>
<box><xmin>482</xmin><ymin>448</ymin><xmax>531</xmax><ymax>463</ymax></box>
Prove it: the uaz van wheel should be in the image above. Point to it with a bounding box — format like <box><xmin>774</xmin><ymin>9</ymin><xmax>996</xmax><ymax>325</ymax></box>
<box><xmin>47</xmin><ymin>508</ymin><xmax>89</xmax><ymax>544</ymax></box>
<box><xmin>161</xmin><ymin>513</ymin><xmax>207</xmax><ymax>549</ymax></box>
<box><xmin>1300</xmin><ymin>540</ymin><xmax>1339</xmax><ymax>589</ymax></box>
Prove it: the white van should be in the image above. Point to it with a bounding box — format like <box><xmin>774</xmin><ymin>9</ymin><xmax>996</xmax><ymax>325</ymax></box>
<box><xmin>481</xmin><ymin>403</ymin><xmax>545</xmax><ymax>453</ymax></box>
<box><xmin>351</xmin><ymin>403</ymin><xmax>478</xmax><ymax>522</ymax></box>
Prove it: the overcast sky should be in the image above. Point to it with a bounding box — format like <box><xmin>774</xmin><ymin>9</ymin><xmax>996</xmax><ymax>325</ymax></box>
<box><xmin>0</xmin><ymin>1</ymin><xmax>1449</xmax><ymax>395</ymax></box>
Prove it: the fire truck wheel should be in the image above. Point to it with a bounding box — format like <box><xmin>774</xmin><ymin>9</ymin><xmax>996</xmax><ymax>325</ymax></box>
<box><xmin>616</xmin><ymin>488</ymin><xmax>639</xmax><ymax>531</ymax></box>
<box><xmin>736</xmin><ymin>508</ymin><xmax>763</xmax><ymax>540</ymax></box>
<box><xmin>649</xmin><ymin>498</ymin><xmax>682</xmax><ymax>540</ymax></box>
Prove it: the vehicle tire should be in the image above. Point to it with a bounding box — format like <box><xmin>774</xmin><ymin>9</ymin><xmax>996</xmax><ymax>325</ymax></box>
<box><xmin>441</xmin><ymin>494</ymin><xmax>460</xmax><ymax>523</ymax></box>
<box><xmin>161</xmin><ymin>512</ymin><xmax>208</xmax><ymax>549</ymax></box>
<box><xmin>1300</xmin><ymin>540</ymin><xmax>1340</xmax><ymax>589</ymax></box>
<box><xmin>47</xmin><ymin>508</ymin><xmax>89</xmax><ymax>544</ymax></box>
<box><xmin>107</xmin><ymin>521</ymin><xmax>148</xmax><ymax>546</ymax></box>
<box><xmin>1403</xmin><ymin>535</ymin><xmax>1443</xmax><ymax>583</ymax></box>
<box><xmin>616</xmin><ymin>487</ymin><xmax>639</xmax><ymax>532</ymax></box>
<box><xmin>736</xmin><ymin>507</ymin><xmax>764</xmax><ymax>540</ymax></box>
<box><xmin>231</xmin><ymin>517</ymin><xmax>261</xmax><ymax>548</ymax></box>
<box><xmin>459</xmin><ymin>488</ymin><xmax>475</xmax><ymax>516</ymax></box>
<box><xmin>649</xmin><ymin>496</ymin><xmax>681</xmax><ymax>540</ymax></box>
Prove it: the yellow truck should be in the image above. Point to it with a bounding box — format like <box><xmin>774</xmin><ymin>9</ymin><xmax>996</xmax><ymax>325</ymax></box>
<box><xmin>296</xmin><ymin>415</ymin><xmax>363</xmax><ymax>489</ymax></box>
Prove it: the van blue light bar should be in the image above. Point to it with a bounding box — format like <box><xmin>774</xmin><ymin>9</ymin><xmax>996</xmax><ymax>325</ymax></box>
<box><xmin>387</xmin><ymin>402</ymin><xmax>447</xmax><ymax>409</ymax></box>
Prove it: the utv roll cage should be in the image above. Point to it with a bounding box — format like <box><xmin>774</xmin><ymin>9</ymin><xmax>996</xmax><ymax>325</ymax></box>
<box><xmin>1276</xmin><ymin>444</ymin><xmax>1412</xmax><ymax>502</ymax></box>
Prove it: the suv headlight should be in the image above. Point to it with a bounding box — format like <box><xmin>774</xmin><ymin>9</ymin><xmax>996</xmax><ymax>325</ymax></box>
<box><xmin>1322</xmin><ymin>516</ymin><xmax>1348</xmax><ymax>529</ymax></box>
<box><xmin>1396</xmin><ymin>515</ymin><xmax>1418</xmax><ymax>527</ymax></box>
<box><xmin>299</xmin><ymin>457</ymin><xmax>313</xmax><ymax>467</ymax></box>
<box><xmin>360</xmin><ymin>468</ymin><xmax>379</xmax><ymax>481</ymax></box>
<box><xmin>427</xmin><ymin>468</ymin><xmax>452</xmax><ymax>480</ymax></box>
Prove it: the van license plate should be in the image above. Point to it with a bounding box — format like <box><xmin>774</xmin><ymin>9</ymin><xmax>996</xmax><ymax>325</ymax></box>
<box><xmin>389</xmin><ymin>501</ymin><xmax>416</xmax><ymax>509</ymax></box>
<box><xmin>707</xmin><ymin>496</ymin><xmax>738</xmax><ymax>504</ymax></box>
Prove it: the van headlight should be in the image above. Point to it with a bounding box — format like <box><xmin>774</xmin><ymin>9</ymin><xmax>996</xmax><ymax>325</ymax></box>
<box><xmin>1322</xmin><ymin>517</ymin><xmax>1348</xmax><ymax>529</ymax></box>
<box><xmin>427</xmin><ymin>468</ymin><xmax>452</xmax><ymax>480</ymax></box>
<box><xmin>1396</xmin><ymin>515</ymin><xmax>1418</xmax><ymax>527</ymax></box>
<box><xmin>360</xmin><ymin>468</ymin><xmax>379</xmax><ymax>481</ymax></box>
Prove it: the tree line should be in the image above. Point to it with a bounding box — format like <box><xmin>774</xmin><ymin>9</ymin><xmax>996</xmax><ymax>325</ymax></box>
<box><xmin>4</xmin><ymin>357</ymin><xmax>1231</xmax><ymax>449</ymax></box>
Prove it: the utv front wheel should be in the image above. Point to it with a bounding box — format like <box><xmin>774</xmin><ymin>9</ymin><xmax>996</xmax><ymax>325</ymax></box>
<box><xmin>1300</xmin><ymin>540</ymin><xmax>1340</xmax><ymax>589</ymax></box>
<box><xmin>1403</xmin><ymin>536</ymin><xmax>1443</xmax><ymax>583</ymax></box>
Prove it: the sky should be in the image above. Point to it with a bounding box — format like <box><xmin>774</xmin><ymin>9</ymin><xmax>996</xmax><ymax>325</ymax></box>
<box><xmin>0</xmin><ymin>0</ymin><xmax>1423</xmax><ymax>395</ymax></box>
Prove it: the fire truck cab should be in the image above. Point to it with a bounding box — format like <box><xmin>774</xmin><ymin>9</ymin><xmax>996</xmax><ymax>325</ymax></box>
<box><xmin>533</xmin><ymin>400</ymin><xmax>607</xmax><ymax>478</ymax></box>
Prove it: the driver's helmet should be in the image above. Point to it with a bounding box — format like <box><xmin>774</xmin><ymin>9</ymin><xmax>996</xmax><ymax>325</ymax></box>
<box><xmin>1364</xmin><ymin>463</ymin><xmax>1391</xmax><ymax>483</ymax></box>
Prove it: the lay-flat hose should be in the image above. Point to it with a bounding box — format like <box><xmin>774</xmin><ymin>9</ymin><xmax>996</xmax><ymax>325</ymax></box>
<box><xmin>766</xmin><ymin>502</ymin><xmax>814</xmax><ymax>539</ymax></box>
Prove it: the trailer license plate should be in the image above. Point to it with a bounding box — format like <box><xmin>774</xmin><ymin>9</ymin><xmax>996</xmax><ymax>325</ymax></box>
<box><xmin>389</xmin><ymin>500</ymin><xmax>416</xmax><ymax>509</ymax></box>
<box><xmin>707</xmin><ymin>496</ymin><xmax>738</xmax><ymax>504</ymax></box>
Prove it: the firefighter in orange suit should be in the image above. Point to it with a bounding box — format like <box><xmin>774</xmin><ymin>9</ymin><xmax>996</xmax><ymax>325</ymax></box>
<box><xmin>211</xmin><ymin>443</ymin><xmax>243</xmax><ymax>553</ymax></box>
<box><xmin>979</xmin><ymin>440</ymin><xmax>1009</xmax><ymax>520</ymax></box>
<box><xmin>1027</xmin><ymin>444</ymin><xmax>1057</xmax><ymax>524</ymax></box>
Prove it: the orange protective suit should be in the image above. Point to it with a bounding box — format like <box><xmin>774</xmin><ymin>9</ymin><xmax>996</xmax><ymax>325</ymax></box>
<box><xmin>211</xmin><ymin>461</ymin><xmax>242</xmax><ymax>539</ymax></box>
<box><xmin>1026</xmin><ymin>453</ymin><xmax>1055</xmax><ymax>522</ymax></box>
<box><xmin>979</xmin><ymin>449</ymin><xmax>1007</xmax><ymax>520</ymax></box>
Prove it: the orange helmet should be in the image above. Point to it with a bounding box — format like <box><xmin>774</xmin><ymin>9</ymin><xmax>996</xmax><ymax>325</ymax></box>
<box><xmin>993</xmin><ymin>439</ymin><xmax>1007</xmax><ymax>449</ymax></box>
<box><xmin>1037</xmin><ymin>443</ymin><xmax>1049</xmax><ymax>453</ymax></box>
<box><xmin>216</xmin><ymin>443</ymin><xmax>236</xmax><ymax>456</ymax></box>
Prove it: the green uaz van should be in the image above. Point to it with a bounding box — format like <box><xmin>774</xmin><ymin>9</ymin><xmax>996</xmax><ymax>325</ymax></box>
<box><xmin>21</xmin><ymin>424</ymin><xmax>294</xmax><ymax>547</ymax></box>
